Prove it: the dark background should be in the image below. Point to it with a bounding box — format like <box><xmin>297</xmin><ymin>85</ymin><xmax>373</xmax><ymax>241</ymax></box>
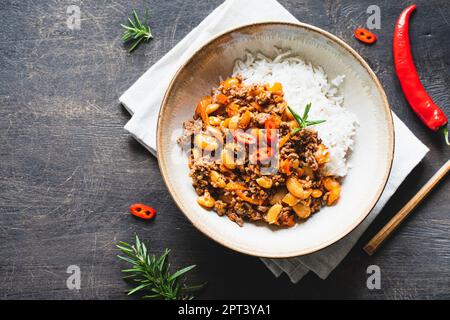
<box><xmin>0</xmin><ymin>0</ymin><xmax>449</xmax><ymax>299</ymax></box>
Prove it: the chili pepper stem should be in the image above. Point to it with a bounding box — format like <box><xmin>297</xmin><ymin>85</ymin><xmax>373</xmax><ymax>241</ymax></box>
<box><xmin>440</xmin><ymin>126</ymin><xmax>450</xmax><ymax>146</ymax></box>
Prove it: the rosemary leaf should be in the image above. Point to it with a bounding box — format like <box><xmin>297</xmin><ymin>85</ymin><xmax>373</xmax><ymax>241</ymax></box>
<box><xmin>168</xmin><ymin>264</ymin><xmax>197</xmax><ymax>281</ymax></box>
<box><xmin>302</xmin><ymin>102</ymin><xmax>312</xmax><ymax>120</ymax></box>
<box><xmin>121</xmin><ymin>9</ymin><xmax>153</xmax><ymax>53</ymax></box>
<box><xmin>117</xmin><ymin>235</ymin><xmax>203</xmax><ymax>300</ymax></box>
<box><xmin>288</xmin><ymin>103</ymin><xmax>326</xmax><ymax>133</ymax></box>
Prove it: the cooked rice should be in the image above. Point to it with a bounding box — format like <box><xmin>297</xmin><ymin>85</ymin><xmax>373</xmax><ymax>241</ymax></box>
<box><xmin>233</xmin><ymin>49</ymin><xmax>358</xmax><ymax>177</ymax></box>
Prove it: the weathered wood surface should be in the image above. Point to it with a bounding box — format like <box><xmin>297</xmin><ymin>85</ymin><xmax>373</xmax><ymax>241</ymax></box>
<box><xmin>0</xmin><ymin>0</ymin><xmax>448</xmax><ymax>299</ymax></box>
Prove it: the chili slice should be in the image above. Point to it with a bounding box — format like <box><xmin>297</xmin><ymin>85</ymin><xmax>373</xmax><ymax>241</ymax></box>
<box><xmin>130</xmin><ymin>203</ymin><xmax>156</xmax><ymax>220</ymax></box>
<box><xmin>233</xmin><ymin>130</ymin><xmax>257</xmax><ymax>145</ymax></box>
<box><xmin>393</xmin><ymin>5</ymin><xmax>449</xmax><ymax>145</ymax></box>
<box><xmin>251</xmin><ymin>146</ymin><xmax>275</xmax><ymax>163</ymax></box>
<box><xmin>354</xmin><ymin>28</ymin><xmax>377</xmax><ymax>44</ymax></box>
<box><xmin>264</xmin><ymin>116</ymin><xmax>281</xmax><ymax>144</ymax></box>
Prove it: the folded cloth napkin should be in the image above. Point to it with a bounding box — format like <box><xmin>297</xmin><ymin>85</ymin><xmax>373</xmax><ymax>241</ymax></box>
<box><xmin>120</xmin><ymin>0</ymin><xmax>429</xmax><ymax>283</ymax></box>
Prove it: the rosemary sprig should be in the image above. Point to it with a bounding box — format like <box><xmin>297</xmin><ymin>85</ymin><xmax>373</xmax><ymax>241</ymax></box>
<box><xmin>121</xmin><ymin>9</ymin><xmax>153</xmax><ymax>53</ymax></box>
<box><xmin>288</xmin><ymin>103</ymin><xmax>326</xmax><ymax>134</ymax></box>
<box><xmin>117</xmin><ymin>235</ymin><xmax>204</xmax><ymax>300</ymax></box>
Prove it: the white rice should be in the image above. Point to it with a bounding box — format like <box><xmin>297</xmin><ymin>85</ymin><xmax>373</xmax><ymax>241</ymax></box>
<box><xmin>232</xmin><ymin>49</ymin><xmax>359</xmax><ymax>177</ymax></box>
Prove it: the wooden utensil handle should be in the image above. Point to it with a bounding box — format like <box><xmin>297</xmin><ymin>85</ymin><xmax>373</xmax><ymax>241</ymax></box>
<box><xmin>364</xmin><ymin>160</ymin><xmax>450</xmax><ymax>256</ymax></box>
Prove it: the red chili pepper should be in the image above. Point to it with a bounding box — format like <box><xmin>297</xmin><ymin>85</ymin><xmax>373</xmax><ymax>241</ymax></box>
<box><xmin>233</xmin><ymin>130</ymin><xmax>257</xmax><ymax>145</ymax></box>
<box><xmin>130</xmin><ymin>203</ymin><xmax>156</xmax><ymax>220</ymax></box>
<box><xmin>252</xmin><ymin>146</ymin><xmax>275</xmax><ymax>163</ymax></box>
<box><xmin>264</xmin><ymin>116</ymin><xmax>280</xmax><ymax>144</ymax></box>
<box><xmin>393</xmin><ymin>5</ymin><xmax>449</xmax><ymax>145</ymax></box>
<box><xmin>354</xmin><ymin>28</ymin><xmax>377</xmax><ymax>44</ymax></box>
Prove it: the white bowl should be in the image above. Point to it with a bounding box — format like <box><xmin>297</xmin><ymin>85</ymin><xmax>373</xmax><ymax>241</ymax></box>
<box><xmin>157</xmin><ymin>22</ymin><xmax>394</xmax><ymax>258</ymax></box>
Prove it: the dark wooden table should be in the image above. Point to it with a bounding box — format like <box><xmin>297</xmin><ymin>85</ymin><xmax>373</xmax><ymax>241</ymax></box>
<box><xmin>1</xmin><ymin>0</ymin><xmax>449</xmax><ymax>300</ymax></box>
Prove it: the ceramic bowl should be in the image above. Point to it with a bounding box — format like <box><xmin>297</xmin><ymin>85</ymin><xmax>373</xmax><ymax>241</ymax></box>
<box><xmin>157</xmin><ymin>22</ymin><xmax>394</xmax><ymax>258</ymax></box>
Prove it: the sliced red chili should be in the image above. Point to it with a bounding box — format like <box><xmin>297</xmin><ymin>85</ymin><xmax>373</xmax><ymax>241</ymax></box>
<box><xmin>252</xmin><ymin>146</ymin><xmax>275</xmax><ymax>163</ymax></box>
<box><xmin>264</xmin><ymin>116</ymin><xmax>280</xmax><ymax>144</ymax></box>
<box><xmin>130</xmin><ymin>203</ymin><xmax>156</xmax><ymax>220</ymax></box>
<box><xmin>354</xmin><ymin>28</ymin><xmax>377</xmax><ymax>44</ymax></box>
<box><xmin>233</xmin><ymin>130</ymin><xmax>257</xmax><ymax>145</ymax></box>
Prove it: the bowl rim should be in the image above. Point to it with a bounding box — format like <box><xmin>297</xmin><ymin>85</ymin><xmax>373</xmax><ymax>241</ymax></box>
<box><xmin>157</xmin><ymin>21</ymin><xmax>395</xmax><ymax>258</ymax></box>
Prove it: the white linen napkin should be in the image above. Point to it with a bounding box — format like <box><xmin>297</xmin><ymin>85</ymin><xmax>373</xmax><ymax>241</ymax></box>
<box><xmin>120</xmin><ymin>0</ymin><xmax>429</xmax><ymax>283</ymax></box>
